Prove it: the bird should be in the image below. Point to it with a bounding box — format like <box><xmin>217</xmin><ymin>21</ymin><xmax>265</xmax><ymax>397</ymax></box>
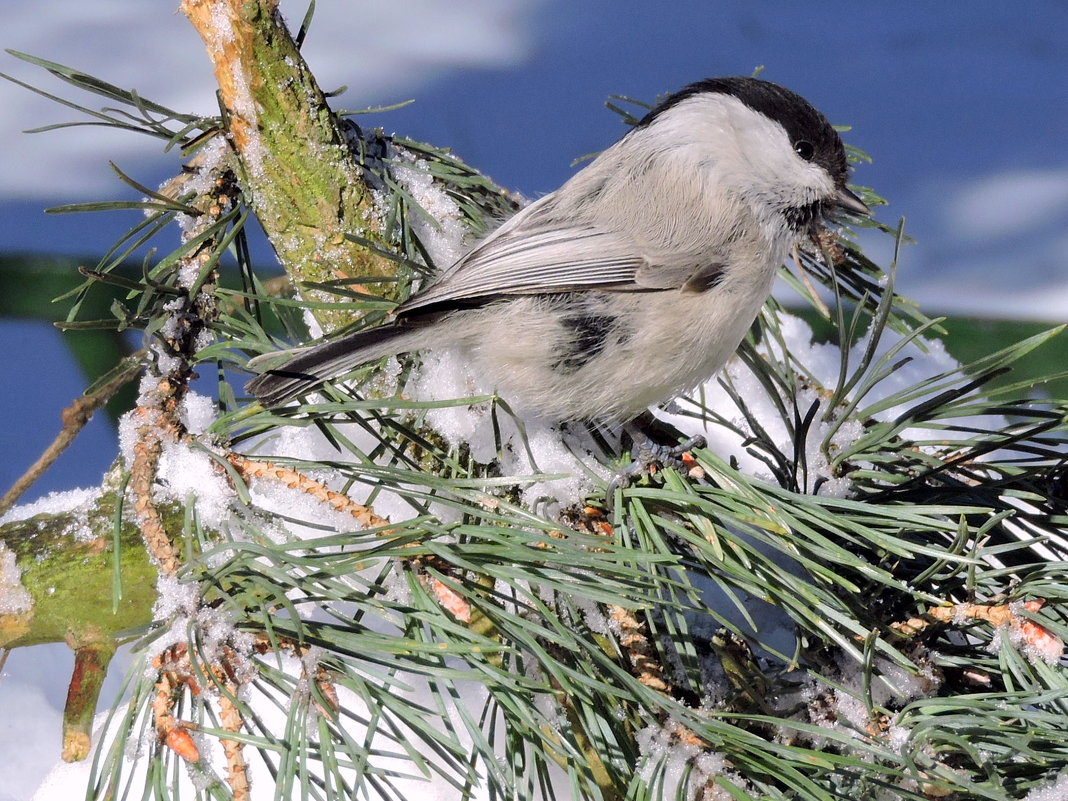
<box><xmin>247</xmin><ymin>76</ymin><xmax>869</xmax><ymax>432</ymax></box>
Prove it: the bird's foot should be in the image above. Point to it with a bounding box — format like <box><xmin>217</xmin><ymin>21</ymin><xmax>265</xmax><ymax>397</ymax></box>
<box><xmin>629</xmin><ymin>433</ymin><xmax>706</xmax><ymax>476</ymax></box>
<box><xmin>605</xmin><ymin>421</ymin><xmax>706</xmax><ymax>501</ymax></box>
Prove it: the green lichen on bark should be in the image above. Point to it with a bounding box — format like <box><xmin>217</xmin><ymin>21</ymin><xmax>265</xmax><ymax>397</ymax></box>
<box><xmin>183</xmin><ymin>0</ymin><xmax>397</xmax><ymax>335</ymax></box>
<box><xmin>0</xmin><ymin>489</ymin><xmax>159</xmax><ymax>649</ymax></box>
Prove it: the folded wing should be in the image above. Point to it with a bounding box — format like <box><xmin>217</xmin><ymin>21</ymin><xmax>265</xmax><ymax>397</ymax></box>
<box><xmin>398</xmin><ymin>220</ymin><xmax>724</xmax><ymax>317</ymax></box>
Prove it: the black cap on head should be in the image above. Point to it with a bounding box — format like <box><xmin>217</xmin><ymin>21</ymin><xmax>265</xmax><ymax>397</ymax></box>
<box><xmin>635</xmin><ymin>76</ymin><xmax>850</xmax><ymax>190</ymax></box>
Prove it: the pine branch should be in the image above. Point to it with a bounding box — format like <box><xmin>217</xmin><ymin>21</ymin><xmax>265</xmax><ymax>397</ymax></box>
<box><xmin>0</xmin><ymin>353</ymin><xmax>143</xmax><ymax>516</ymax></box>
<box><xmin>2</xmin><ymin>5</ymin><xmax>1065</xmax><ymax>799</ymax></box>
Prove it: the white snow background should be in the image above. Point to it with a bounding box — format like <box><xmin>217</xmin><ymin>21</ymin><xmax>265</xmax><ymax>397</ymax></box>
<box><xmin>1</xmin><ymin>1</ymin><xmax>1067</xmax><ymax>799</ymax></box>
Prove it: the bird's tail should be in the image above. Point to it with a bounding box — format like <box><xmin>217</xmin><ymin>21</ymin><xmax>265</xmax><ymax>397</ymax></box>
<box><xmin>246</xmin><ymin>324</ymin><xmax>418</xmax><ymax>407</ymax></box>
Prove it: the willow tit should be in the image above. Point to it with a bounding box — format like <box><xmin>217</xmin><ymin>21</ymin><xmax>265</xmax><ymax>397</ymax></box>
<box><xmin>248</xmin><ymin>77</ymin><xmax>869</xmax><ymax>424</ymax></box>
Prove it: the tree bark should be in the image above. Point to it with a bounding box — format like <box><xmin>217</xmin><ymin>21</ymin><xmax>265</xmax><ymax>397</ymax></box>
<box><xmin>181</xmin><ymin>0</ymin><xmax>399</xmax><ymax>334</ymax></box>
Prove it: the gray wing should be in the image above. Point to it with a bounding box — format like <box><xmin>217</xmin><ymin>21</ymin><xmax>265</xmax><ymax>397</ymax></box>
<box><xmin>397</xmin><ymin>217</ymin><xmax>725</xmax><ymax>317</ymax></box>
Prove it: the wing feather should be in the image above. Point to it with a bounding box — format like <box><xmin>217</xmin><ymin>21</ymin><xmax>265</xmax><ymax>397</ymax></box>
<box><xmin>397</xmin><ymin>225</ymin><xmax>649</xmax><ymax>315</ymax></box>
<box><xmin>397</xmin><ymin>206</ymin><xmax>726</xmax><ymax>317</ymax></box>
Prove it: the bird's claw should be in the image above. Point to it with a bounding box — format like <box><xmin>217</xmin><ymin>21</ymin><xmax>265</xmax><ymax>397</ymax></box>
<box><xmin>605</xmin><ymin>433</ymin><xmax>707</xmax><ymax>502</ymax></box>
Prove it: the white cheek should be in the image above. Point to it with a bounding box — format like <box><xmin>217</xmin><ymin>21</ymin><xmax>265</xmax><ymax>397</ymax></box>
<box><xmin>798</xmin><ymin>160</ymin><xmax>837</xmax><ymax>199</ymax></box>
<box><xmin>740</xmin><ymin>131</ymin><xmax>830</xmax><ymax>204</ymax></box>
<box><xmin>659</xmin><ymin>95</ymin><xmax>837</xmax><ymax>213</ymax></box>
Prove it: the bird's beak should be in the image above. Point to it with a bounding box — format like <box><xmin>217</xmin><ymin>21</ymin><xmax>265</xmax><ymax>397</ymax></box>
<box><xmin>834</xmin><ymin>186</ymin><xmax>870</xmax><ymax>216</ymax></box>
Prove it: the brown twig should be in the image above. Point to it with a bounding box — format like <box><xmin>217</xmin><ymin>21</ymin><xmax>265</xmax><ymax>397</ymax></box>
<box><xmin>129</xmin><ymin>404</ymin><xmax>184</xmax><ymax>575</ymax></box>
<box><xmin>128</xmin><ymin>126</ymin><xmax>236</xmax><ymax>575</ymax></box>
<box><xmin>219</xmin><ymin>681</ymin><xmax>251</xmax><ymax>801</ymax></box>
<box><xmin>62</xmin><ymin>637</ymin><xmax>117</xmax><ymax>762</ymax></box>
<box><xmin>610</xmin><ymin>605</ymin><xmax>673</xmax><ymax>696</ymax></box>
<box><xmin>151</xmin><ymin>640</ymin><xmax>253</xmax><ymax>796</ymax></box>
<box><xmin>227</xmin><ymin>453</ymin><xmax>391</xmax><ymax>529</ymax></box>
<box><xmin>0</xmin><ymin>354</ymin><xmax>144</xmax><ymax>518</ymax></box>
<box><xmin>893</xmin><ymin>599</ymin><xmax>1063</xmax><ymax>662</ymax></box>
<box><xmin>151</xmin><ymin>647</ymin><xmax>201</xmax><ymax>764</ymax></box>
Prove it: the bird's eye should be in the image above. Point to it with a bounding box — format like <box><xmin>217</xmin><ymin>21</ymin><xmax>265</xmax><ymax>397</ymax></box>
<box><xmin>794</xmin><ymin>140</ymin><xmax>815</xmax><ymax>161</ymax></box>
